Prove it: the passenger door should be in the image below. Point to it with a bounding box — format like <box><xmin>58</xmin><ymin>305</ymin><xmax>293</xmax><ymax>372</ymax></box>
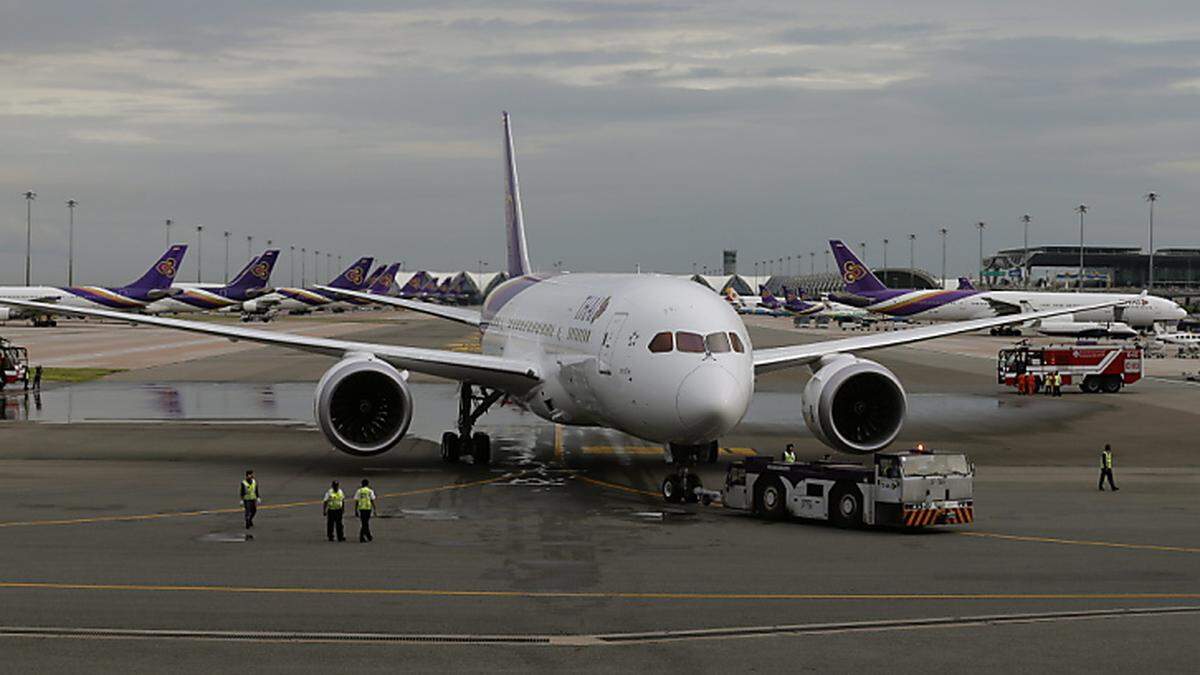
<box><xmin>597</xmin><ymin>312</ymin><xmax>629</xmax><ymax>376</ymax></box>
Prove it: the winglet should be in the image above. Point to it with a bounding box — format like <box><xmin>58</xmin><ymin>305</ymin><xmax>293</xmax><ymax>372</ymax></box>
<box><xmin>502</xmin><ymin>111</ymin><xmax>532</xmax><ymax>277</ymax></box>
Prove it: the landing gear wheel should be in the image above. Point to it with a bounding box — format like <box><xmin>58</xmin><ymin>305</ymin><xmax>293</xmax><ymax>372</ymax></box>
<box><xmin>757</xmin><ymin>478</ymin><xmax>787</xmax><ymax>519</ymax></box>
<box><xmin>440</xmin><ymin>431</ymin><xmax>461</xmax><ymax>463</ymax></box>
<box><xmin>684</xmin><ymin>473</ymin><xmax>702</xmax><ymax>503</ymax></box>
<box><xmin>471</xmin><ymin>432</ymin><xmax>491</xmax><ymax>464</ymax></box>
<box><xmin>1102</xmin><ymin>377</ymin><xmax>1122</xmax><ymax>393</ymax></box>
<box><xmin>661</xmin><ymin>475</ymin><xmax>684</xmax><ymax>503</ymax></box>
<box><xmin>830</xmin><ymin>484</ymin><xmax>863</xmax><ymax>528</ymax></box>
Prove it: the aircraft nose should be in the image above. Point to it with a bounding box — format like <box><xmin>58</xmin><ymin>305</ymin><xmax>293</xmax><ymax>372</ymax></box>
<box><xmin>676</xmin><ymin>364</ymin><xmax>747</xmax><ymax>440</ymax></box>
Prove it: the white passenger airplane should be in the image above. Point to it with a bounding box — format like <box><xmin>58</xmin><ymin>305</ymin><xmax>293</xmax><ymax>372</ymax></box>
<box><xmin>0</xmin><ymin>113</ymin><xmax>1122</xmax><ymax>502</ymax></box>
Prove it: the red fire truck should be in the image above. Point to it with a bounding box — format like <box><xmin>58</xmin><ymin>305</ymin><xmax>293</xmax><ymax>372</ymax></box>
<box><xmin>998</xmin><ymin>342</ymin><xmax>1142</xmax><ymax>393</ymax></box>
<box><xmin>0</xmin><ymin>337</ymin><xmax>29</xmax><ymax>390</ymax></box>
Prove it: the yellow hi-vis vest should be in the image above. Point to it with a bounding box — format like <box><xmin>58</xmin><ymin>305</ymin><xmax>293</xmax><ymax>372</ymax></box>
<box><xmin>326</xmin><ymin>489</ymin><xmax>345</xmax><ymax>510</ymax></box>
<box><xmin>783</xmin><ymin>450</ymin><xmax>796</xmax><ymax>463</ymax></box>
<box><xmin>355</xmin><ymin>487</ymin><xmax>373</xmax><ymax>511</ymax></box>
<box><xmin>1102</xmin><ymin>451</ymin><xmax>1113</xmax><ymax>469</ymax></box>
<box><xmin>242</xmin><ymin>479</ymin><xmax>258</xmax><ymax>501</ymax></box>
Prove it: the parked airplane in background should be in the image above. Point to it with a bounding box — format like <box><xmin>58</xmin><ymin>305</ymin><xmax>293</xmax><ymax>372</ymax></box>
<box><xmin>0</xmin><ymin>113</ymin><xmax>1122</xmax><ymax>505</ymax></box>
<box><xmin>1152</xmin><ymin>324</ymin><xmax>1200</xmax><ymax>346</ymax></box>
<box><xmin>148</xmin><ymin>250</ymin><xmax>279</xmax><ymax>314</ymax></box>
<box><xmin>366</xmin><ymin>263</ymin><xmax>402</xmax><ymax>296</ymax></box>
<box><xmin>1032</xmin><ymin>320</ymin><xmax>1138</xmax><ymax>339</ymax></box>
<box><xmin>240</xmin><ymin>256</ymin><xmax>375</xmax><ymax>316</ymax></box>
<box><xmin>829</xmin><ymin>240</ymin><xmax>1184</xmax><ymax>328</ymax></box>
<box><xmin>0</xmin><ymin>245</ymin><xmax>187</xmax><ymax>325</ymax></box>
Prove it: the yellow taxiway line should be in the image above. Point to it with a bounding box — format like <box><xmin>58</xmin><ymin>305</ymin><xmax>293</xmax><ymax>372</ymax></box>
<box><xmin>0</xmin><ymin>473</ymin><xmax>520</xmax><ymax>530</ymax></box>
<box><xmin>576</xmin><ymin>475</ymin><xmax>660</xmax><ymax>498</ymax></box>
<box><xmin>958</xmin><ymin>531</ymin><xmax>1200</xmax><ymax>554</ymax></box>
<box><xmin>0</xmin><ymin>581</ymin><xmax>1197</xmax><ymax>602</ymax></box>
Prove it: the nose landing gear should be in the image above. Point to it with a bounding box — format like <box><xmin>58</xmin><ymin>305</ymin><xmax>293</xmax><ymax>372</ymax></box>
<box><xmin>440</xmin><ymin>383</ymin><xmax>503</xmax><ymax>465</ymax></box>
<box><xmin>660</xmin><ymin>441</ymin><xmax>720</xmax><ymax>504</ymax></box>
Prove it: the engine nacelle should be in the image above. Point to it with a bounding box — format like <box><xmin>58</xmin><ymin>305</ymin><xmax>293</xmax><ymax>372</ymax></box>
<box><xmin>315</xmin><ymin>355</ymin><xmax>414</xmax><ymax>456</ymax></box>
<box><xmin>801</xmin><ymin>354</ymin><xmax>906</xmax><ymax>454</ymax></box>
<box><xmin>0</xmin><ymin>307</ymin><xmax>10</xmax><ymax>321</ymax></box>
<box><xmin>241</xmin><ymin>300</ymin><xmax>265</xmax><ymax>314</ymax></box>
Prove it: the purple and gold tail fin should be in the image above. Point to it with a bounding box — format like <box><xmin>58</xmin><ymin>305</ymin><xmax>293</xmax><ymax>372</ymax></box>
<box><xmin>228</xmin><ymin>250</ymin><xmax>279</xmax><ymax>290</ymax></box>
<box><xmin>368</xmin><ymin>263</ymin><xmax>400</xmax><ymax>295</ymax></box>
<box><xmin>363</xmin><ymin>265</ymin><xmax>385</xmax><ymax>291</ymax></box>
<box><xmin>122</xmin><ymin>244</ymin><xmax>188</xmax><ymax>292</ymax></box>
<box><xmin>829</xmin><ymin>240</ymin><xmax>887</xmax><ymax>295</ymax></box>
<box><xmin>327</xmin><ymin>256</ymin><xmax>375</xmax><ymax>290</ymax></box>
<box><xmin>502</xmin><ymin>112</ymin><xmax>532</xmax><ymax>277</ymax></box>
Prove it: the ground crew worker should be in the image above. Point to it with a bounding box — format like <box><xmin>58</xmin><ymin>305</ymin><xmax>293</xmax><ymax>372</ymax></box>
<box><xmin>1099</xmin><ymin>444</ymin><xmax>1119</xmax><ymax>491</ymax></box>
<box><xmin>32</xmin><ymin>365</ymin><xmax>42</xmax><ymax>390</ymax></box>
<box><xmin>240</xmin><ymin>470</ymin><xmax>260</xmax><ymax>529</ymax></box>
<box><xmin>1053</xmin><ymin>371</ymin><xmax>1063</xmax><ymax>397</ymax></box>
<box><xmin>782</xmin><ymin>443</ymin><xmax>797</xmax><ymax>463</ymax></box>
<box><xmin>1016</xmin><ymin>372</ymin><xmax>1026</xmax><ymax>395</ymax></box>
<box><xmin>355</xmin><ymin>479</ymin><xmax>377</xmax><ymax>543</ymax></box>
<box><xmin>323</xmin><ymin>480</ymin><xmax>346</xmax><ymax>542</ymax></box>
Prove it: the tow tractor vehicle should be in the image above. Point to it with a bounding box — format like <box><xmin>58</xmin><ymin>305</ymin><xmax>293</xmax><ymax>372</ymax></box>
<box><xmin>998</xmin><ymin>342</ymin><xmax>1142</xmax><ymax>393</ymax></box>
<box><xmin>0</xmin><ymin>337</ymin><xmax>29</xmax><ymax>389</ymax></box>
<box><xmin>719</xmin><ymin>449</ymin><xmax>975</xmax><ymax>528</ymax></box>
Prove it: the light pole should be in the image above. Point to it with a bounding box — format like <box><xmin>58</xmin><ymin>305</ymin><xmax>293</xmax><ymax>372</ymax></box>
<box><xmin>196</xmin><ymin>225</ymin><xmax>204</xmax><ymax>283</ymax></box>
<box><xmin>224</xmin><ymin>231</ymin><xmax>231</xmax><ymax>282</ymax></box>
<box><xmin>1145</xmin><ymin>192</ymin><xmax>1158</xmax><ymax>288</ymax></box>
<box><xmin>824</xmin><ymin>250</ymin><xmax>830</xmax><ymax>274</ymax></box>
<box><xmin>66</xmin><ymin>199</ymin><xmax>78</xmax><ymax>286</ymax></box>
<box><xmin>247</xmin><ymin>235</ymin><xmax>253</xmax><ymax>260</ymax></box>
<box><xmin>940</xmin><ymin>227</ymin><xmax>948</xmax><ymax>289</ymax></box>
<box><xmin>165</xmin><ymin>218</ymin><xmax>172</xmax><ymax>247</ymax></box>
<box><xmin>1020</xmin><ymin>214</ymin><xmax>1031</xmax><ymax>289</ymax></box>
<box><xmin>882</xmin><ymin>238</ymin><xmax>889</xmax><ymax>274</ymax></box>
<box><xmin>976</xmin><ymin>222</ymin><xmax>985</xmax><ymax>286</ymax></box>
<box><xmin>22</xmin><ymin>190</ymin><xmax>36</xmax><ymax>285</ymax></box>
<box><xmin>314</xmin><ymin>250</ymin><xmax>320</xmax><ymax>282</ymax></box>
<box><xmin>1075</xmin><ymin>204</ymin><xmax>1088</xmax><ymax>290</ymax></box>
<box><xmin>301</xmin><ymin>247</ymin><xmax>306</xmax><ymax>286</ymax></box>
<box><xmin>289</xmin><ymin>246</ymin><xmax>295</xmax><ymax>286</ymax></box>
<box><xmin>327</xmin><ymin>252</ymin><xmax>332</xmax><ymax>279</ymax></box>
<box><xmin>859</xmin><ymin>242</ymin><xmax>867</xmax><ymax>267</ymax></box>
<box><xmin>337</xmin><ymin>255</ymin><xmax>342</xmax><ymax>272</ymax></box>
<box><xmin>809</xmin><ymin>251</ymin><xmax>815</xmax><ymax>276</ymax></box>
<box><xmin>908</xmin><ymin>234</ymin><xmax>916</xmax><ymax>288</ymax></box>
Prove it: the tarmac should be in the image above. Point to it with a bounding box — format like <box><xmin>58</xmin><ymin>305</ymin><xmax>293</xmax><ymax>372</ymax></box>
<box><xmin>1</xmin><ymin>312</ymin><xmax>1198</xmax><ymax>672</ymax></box>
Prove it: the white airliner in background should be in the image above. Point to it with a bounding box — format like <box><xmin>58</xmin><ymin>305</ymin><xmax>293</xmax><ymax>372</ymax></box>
<box><xmin>0</xmin><ymin>113</ymin><xmax>1123</xmax><ymax>502</ymax></box>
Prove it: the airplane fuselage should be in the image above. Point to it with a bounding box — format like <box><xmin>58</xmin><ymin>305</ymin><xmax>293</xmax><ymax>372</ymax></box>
<box><xmin>843</xmin><ymin>289</ymin><xmax>1183</xmax><ymax>327</ymax></box>
<box><xmin>481</xmin><ymin>273</ymin><xmax>753</xmax><ymax>445</ymax></box>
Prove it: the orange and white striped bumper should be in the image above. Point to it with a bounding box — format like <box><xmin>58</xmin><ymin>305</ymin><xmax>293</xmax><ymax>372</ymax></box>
<box><xmin>903</xmin><ymin>504</ymin><xmax>974</xmax><ymax>527</ymax></box>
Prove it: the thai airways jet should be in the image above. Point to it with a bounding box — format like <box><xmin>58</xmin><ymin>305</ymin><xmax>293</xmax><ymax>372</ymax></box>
<box><xmin>147</xmin><ymin>250</ymin><xmax>279</xmax><ymax>314</ymax></box>
<box><xmin>366</xmin><ymin>263</ymin><xmax>401</xmax><ymax>296</ymax></box>
<box><xmin>0</xmin><ymin>113</ymin><xmax>1122</xmax><ymax>504</ymax></box>
<box><xmin>239</xmin><ymin>256</ymin><xmax>375</xmax><ymax>316</ymax></box>
<box><xmin>828</xmin><ymin>240</ymin><xmax>1184</xmax><ymax>328</ymax></box>
<box><xmin>0</xmin><ymin>245</ymin><xmax>187</xmax><ymax>324</ymax></box>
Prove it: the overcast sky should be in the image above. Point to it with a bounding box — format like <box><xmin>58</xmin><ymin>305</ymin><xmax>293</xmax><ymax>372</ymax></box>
<box><xmin>3</xmin><ymin>0</ymin><xmax>1199</xmax><ymax>285</ymax></box>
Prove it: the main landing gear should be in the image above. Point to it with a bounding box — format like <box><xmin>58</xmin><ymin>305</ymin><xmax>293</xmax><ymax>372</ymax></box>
<box><xmin>441</xmin><ymin>383</ymin><xmax>503</xmax><ymax>465</ymax></box>
<box><xmin>660</xmin><ymin>441</ymin><xmax>719</xmax><ymax>504</ymax></box>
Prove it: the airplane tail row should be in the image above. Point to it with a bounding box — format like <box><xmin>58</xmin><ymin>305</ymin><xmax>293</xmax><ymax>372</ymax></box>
<box><xmin>327</xmin><ymin>256</ymin><xmax>375</xmax><ymax>290</ymax></box>
<box><xmin>227</xmin><ymin>250</ymin><xmax>280</xmax><ymax>290</ymax></box>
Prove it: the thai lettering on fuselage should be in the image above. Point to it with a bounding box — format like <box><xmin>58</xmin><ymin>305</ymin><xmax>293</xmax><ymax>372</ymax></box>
<box><xmin>573</xmin><ymin>295</ymin><xmax>611</xmax><ymax>323</ymax></box>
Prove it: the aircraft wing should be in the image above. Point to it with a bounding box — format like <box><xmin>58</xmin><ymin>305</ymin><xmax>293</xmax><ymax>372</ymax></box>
<box><xmin>0</xmin><ymin>298</ymin><xmax>538</xmax><ymax>393</ymax></box>
<box><xmin>982</xmin><ymin>295</ymin><xmax>1023</xmax><ymax>315</ymax></box>
<box><xmin>752</xmin><ymin>300</ymin><xmax>1122</xmax><ymax>374</ymax></box>
<box><xmin>316</xmin><ymin>285</ymin><xmax>482</xmax><ymax>327</ymax></box>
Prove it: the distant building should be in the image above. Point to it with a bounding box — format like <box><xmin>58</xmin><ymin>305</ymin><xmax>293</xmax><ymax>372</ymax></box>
<box><xmin>723</xmin><ymin>250</ymin><xmax>737</xmax><ymax>276</ymax></box>
<box><xmin>985</xmin><ymin>245</ymin><xmax>1200</xmax><ymax>290</ymax></box>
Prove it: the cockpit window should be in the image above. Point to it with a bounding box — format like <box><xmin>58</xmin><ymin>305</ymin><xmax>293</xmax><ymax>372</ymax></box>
<box><xmin>647</xmin><ymin>332</ymin><xmax>674</xmax><ymax>353</ymax></box>
<box><xmin>729</xmin><ymin>332</ymin><xmax>745</xmax><ymax>353</ymax></box>
<box><xmin>676</xmin><ymin>332</ymin><xmax>705</xmax><ymax>353</ymax></box>
<box><xmin>705</xmin><ymin>332</ymin><xmax>732</xmax><ymax>353</ymax></box>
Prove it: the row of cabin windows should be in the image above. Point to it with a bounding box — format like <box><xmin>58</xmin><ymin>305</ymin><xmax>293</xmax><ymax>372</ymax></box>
<box><xmin>647</xmin><ymin>331</ymin><xmax>745</xmax><ymax>354</ymax></box>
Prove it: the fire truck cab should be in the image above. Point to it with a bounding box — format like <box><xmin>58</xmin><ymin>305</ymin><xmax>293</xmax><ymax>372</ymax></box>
<box><xmin>998</xmin><ymin>342</ymin><xmax>1141</xmax><ymax>393</ymax></box>
<box><xmin>0</xmin><ymin>337</ymin><xmax>29</xmax><ymax>389</ymax></box>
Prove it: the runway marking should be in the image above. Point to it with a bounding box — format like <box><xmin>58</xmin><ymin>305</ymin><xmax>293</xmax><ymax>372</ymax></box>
<box><xmin>959</xmin><ymin>531</ymin><xmax>1200</xmax><ymax>554</ymax></box>
<box><xmin>576</xmin><ymin>475</ymin><xmax>660</xmax><ymax>498</ymax></box>
<box><xmin>0</xmin><ymin>473</ymin><xmax>521</xmax><ymax>530</ymax></box>
<box><xmin>1</xmin><ymin>581</ymin><xmax>1199</xmax><ymax>602</ymax></box>
<box><xmin>2</xmin><ymin>606</ymin><xmax>1199</xmax><ymax>646</ymax></box>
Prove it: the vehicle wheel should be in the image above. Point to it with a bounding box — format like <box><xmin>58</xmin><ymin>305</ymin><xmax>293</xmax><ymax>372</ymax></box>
<box><xmin>684</xmin><ymin>473</ymin><xmax>702</xmax><ymax>503</ymax></box>
<box><xmin>661</xmin><ymin>475</ymin><xmax>683</xmax><ymax>503</ymax></box>
<box><xmin>471</xmin><ymin>432</ymin><xmax>491</xmax><ymax>464</ymax></box>
<box><xmin>1102</xmin><ymin>377</ymin><xmax>1122</xmax><ymax>393</ymax></box>
<box><xmin>440</xmin><ymin>431</ymin><xmax>461</xmax><ymax>463</ymax></box>
<box><xmin>756</xmin><ymin>478</ymin><xmax>788</xmax><ymax>520</ymax></box>
<box><xmin>1082</xmin><ymin>376</ymin><xmax>1101</xmax><ymax>394</ymax></box>
<box><xmin>830</xmin><ymin>483</ymin><xmax>863</xmax><ymax>528</ymax></box>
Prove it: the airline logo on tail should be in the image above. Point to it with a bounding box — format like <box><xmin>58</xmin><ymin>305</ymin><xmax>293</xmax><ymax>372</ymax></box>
<box><xmin>346</xmin><ymin>267</ymin><xmax>365</xmax><ymax>285</ymax></box>
<box><xmin>156</xmin><ymin>258</ymin><xmax>178</xmax><ymax>278</ymax></box>
<box><xmin>842</xmin><ymin>261</ymin><xmax>867</xmax><ymax>283</ymax></box>
<box><xmin>250</xmin><ymin>260</ymin><xmax>271</xmax><ymax>280</ymax></box>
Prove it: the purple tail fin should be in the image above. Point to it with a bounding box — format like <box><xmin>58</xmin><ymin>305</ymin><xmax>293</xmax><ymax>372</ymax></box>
<box><xmin>829</xmin><ymin>240</ymin><xmax>887</xmax><ymax>295</ymax></box>
<box><xmin>327</xmin><ymin>256</ymin><xmax>374</xmax><ymax>289</ymax></box>
<box><xmin>400</xmin><ymin>271</ymin><xmax>428</xmax><ymax>298</ymax></box>
<box><xmin>957</xmin><ymin>276</ymin><xmax>976</xmax><ymax>291</ymax></box>
<box><xmin>228</xmin><ymin>250</ymin><xmax>279</xmax><ymax>290</ymax></box>
<box><xmin>369</xmin><ymin>263</ymin><xmax>400</xmax><ymax>294</ymax></box>
<box><xmin>363</xmin><ymin>265</ymin><xmax>385</xmax><ymax>290</ymax></box>
<box><xmin>121</xmin><ymin>244</ymin><xmax>187</xmax><ymax>292</ymax></box>
<box><xmin>502</xmin><ymin>112</ymin><xmax>532</xmax><ymax>277</ymax></box>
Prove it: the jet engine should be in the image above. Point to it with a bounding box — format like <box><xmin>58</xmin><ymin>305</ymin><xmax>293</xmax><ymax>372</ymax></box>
<box><xmin>0</xmin><ymin>308</ymin><xmax>10</xmax><ymax>321</ymax></box>
<box><xmin>801</xmin><ymin>354</ymin><xmax>906</xmax><ymax>454</ymax></box>
<box><xmin>315</xmin><ymin>355</ymin><xmax>413</xmax><ymax>456</ymax></box>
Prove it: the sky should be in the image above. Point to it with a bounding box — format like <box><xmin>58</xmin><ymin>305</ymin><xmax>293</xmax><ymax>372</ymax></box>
<box><xmin>3</xmin><ymin>0</ymin><xmax>1200</xmax><ymax>285</ymax></box>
